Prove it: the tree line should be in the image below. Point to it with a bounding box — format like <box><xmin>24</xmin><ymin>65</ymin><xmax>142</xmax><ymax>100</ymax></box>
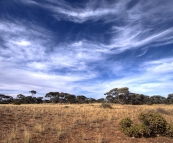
<box><xmin>0</xmin><ymin>88</ymin><xmax>173</xmax><ymax>105</ymax></box>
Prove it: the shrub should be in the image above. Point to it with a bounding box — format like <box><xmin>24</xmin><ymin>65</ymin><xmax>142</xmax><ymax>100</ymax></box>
<box><xmin>156</xmin><ymin>108</ymin><xmax>170</xmax><ymax>115</ymax></box>
<box><xmin>13</xmin><ymin>100</ymin><xmax>21</xmax><ymax>105</ymax></box>
<box><xmin>126</xmin><ymin>124</ymin><xmax>151</xmax><ymax>138</ymax></box>
<box><xmin>119</xmin><ymin>113</ymin><xmax>173</xmax><ymax>138</ymax></box>
<box><xmin>119</xmin><ymin>117</ymin><xmax>132</xmax><ymax>130</ymax></box>
<box><xmin>100</xmin><ymin>103</ymin><xmax>112</xmax><ymax>109</ymax></box>
<box><xmin>64</xmin><ymin>106</ymin><xmax>69</xmax><ymax>108</ymax></box>
<box><xmin>164</xmin><ymin>123</ymin><xmax>173</xmax><ymax>137</ymax></box>
<box><xmin>138</xmin><ymin>113</ymin><xmax>167</xmax><ymax>134</ymax></box>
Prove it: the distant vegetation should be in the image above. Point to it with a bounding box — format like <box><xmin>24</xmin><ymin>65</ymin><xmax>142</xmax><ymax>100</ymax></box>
<box><xmin>0</xmin><ymin>87</ymin><xmax>173</xmax><ymax>105</ymax></box>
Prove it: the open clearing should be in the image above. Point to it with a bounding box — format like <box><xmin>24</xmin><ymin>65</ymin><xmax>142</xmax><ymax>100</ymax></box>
<box><xmin>0</xmin><ymin>104</ymin><xmax>173</xmax><ymax>143</ymax></box>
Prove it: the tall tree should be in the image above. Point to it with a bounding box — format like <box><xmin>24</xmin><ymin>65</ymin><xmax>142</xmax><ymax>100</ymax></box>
<box><xmin>0</xmin><ymin>94</ymin><xmax>13</xmax><ymax>103</ymax></box>
<box><xmin>0</xmin><ymin>94</ymin><xmax>5</xmax><ymax>103</ymax></box>
<box><xmin>45</xmin><ymin>92</ymin><xmax>60</xmax><ymax>103</ymax></box>
<box><xmin>17</xmin><ymin>94</ymin><xmax>25</xmax><ymax>99</ymax></box>
<box><xmin>77</xmin><ymin>95</ymin><xmax>87</xmax><ymax>104</ymax></box>
<box><xmin>29</xmin><ymin>90</ymin><xmax>37</xmax><ymax>97</ymax></box>
<box><xmin>128</xmin><ymin>93</ymin><xmax>147</xmax><ymax>105</ymax></box>
<box><xmin>167</xmin><ymin>93</ymin><xmax>173</xmax><ymax>104</ymax></box>
<box><xmin>150</xmin><ymin>95</ymin><xmax>166</xmax><ymax>104</ymax></box>
<box><xmin>105</xmin><ymin>87</ymin><xmax>129</xmax><ymax>104</ymax></box>
<box><xmin>64</xmin><ymin>94</ymin><xmax>76</xmax><ymax>104</ymax></box>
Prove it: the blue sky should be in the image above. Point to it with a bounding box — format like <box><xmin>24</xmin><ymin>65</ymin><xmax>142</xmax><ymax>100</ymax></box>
<box><xmin>0</xmin><ymin>0</ymin><xmax>173</xmax><ymax>98</ymax></box>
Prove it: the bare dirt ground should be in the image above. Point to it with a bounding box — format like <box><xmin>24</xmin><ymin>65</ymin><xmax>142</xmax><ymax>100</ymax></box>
<box><xmin>0</xmin><ymin>104</ymin><xmax>173</xmax><ymax>143</ymax></box>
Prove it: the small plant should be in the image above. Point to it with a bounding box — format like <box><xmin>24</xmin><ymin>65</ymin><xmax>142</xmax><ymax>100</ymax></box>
<box><xmin>34</xmin><ymin>123</ymin><xmax>45</xmax><ymax>133</ymax></box>
<box><xmin>156</xmin><ymin>108</ymin><xmax>170</xmax><ymax>115</ymax></box>
<box><xmin>13</xmin><ymin>100</ymin><xmax>21</xmax><ymax>105</ymax></box>
<box><xmin>64</xmin><ymin>106</ymin><xmax>69</xmax><ymax>108</ymax></box>
<box><xmin>100</xmin><ymin>103</ymin><xmax>112</xmax><ymax>109</ymax></box>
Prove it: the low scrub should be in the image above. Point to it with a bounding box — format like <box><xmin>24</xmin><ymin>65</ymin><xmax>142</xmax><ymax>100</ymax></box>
<box><xmin>119</xmin><ymin>113</ymin><xmax>173</xmax><ymax>138</ymax></box>
<box><xmin>127</xmin><ymin>124</ymin><xmax>151</xmax><ymax>138</ymax></box>
<box><xmin>100</xmin><ymin>103</ymin><xmax>112</xmax><ymax>109</ymax></box>
<box><xmin>138</xmin><ymin>113</ymin><xmax>167</xmax><ymax>134</ymax></box>
<box><xmin>64</xmin><ymin>106</ymin><xmax>69</xmax><ymax>108</ymax></box>
<box><xmin>156</xmin><ymin>108</ymin><xmax>171</xmax><ymax>115</ymax></box>
<box><xmin>13</xmin><ymin>100</ymin><xmax>21</xmax><ymax>105</ymax></box>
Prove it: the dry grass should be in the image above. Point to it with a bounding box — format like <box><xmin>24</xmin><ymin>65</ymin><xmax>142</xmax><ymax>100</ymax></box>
<box><xmin>0</xmin><ymin>104</ymin><xmax>173</xmax><ymax>143</ymax></box>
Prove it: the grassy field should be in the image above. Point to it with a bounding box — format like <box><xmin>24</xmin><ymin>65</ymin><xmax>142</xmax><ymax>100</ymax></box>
<box><xmin>0</xmin><ymin>104</ymin><xmax>173</xmax><ymax>143</ymax></box>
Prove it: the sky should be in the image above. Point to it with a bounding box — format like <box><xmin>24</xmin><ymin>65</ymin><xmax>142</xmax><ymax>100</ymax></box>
<box><xmin>0</xmin><ymin>0</ymin><xmax>173</xmax><ymax>99</ymax></box>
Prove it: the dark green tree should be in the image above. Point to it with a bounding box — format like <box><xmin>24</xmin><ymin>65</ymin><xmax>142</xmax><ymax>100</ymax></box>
<box><xmin>77</xmin><ymin>95</ymin><xmax>87</xmax><ymax>104</ymax></box>
<box><xmin>150</xmin><ymin>95</ymin><xmax>166</xmax><ymax>104</ymax></box>
<box><xmin>105</xmin><ymin>87</ymin><xmax>129</xmax><ymax>104</ymax></box>
<box><xmin>45</xmin><ymin>92</ymin><xmax>60</xmax><ymax>103</ymax></box>
<box><xmin>97</xmin><ymin>98</ymin><xmax>105</xmax><ymax>103</ymax></box>
<box><xmin>87</xmin><ymin>98</ymin><xmax>96</xmax><ymax>104</ymax></box>
<box><xmin>128</xmin><ymin>93</ymin><xmax>147</xmax><ymax>105</ymax></box>
<box><xmin>64</xmin><ymin>94</ymin><xmax>76</xmax><ymax>104</ymax></box>
<box><xmin>17</xmin><ymin>94</ymin><xmax>25</xmax><ymax>100</ymax></box>
<box><xmin>29</xmin><ymin>90</ymin><xmax>37</xmax><ymax>97</ymax></box>
<box><xmin>167</xmin><ymin>93</ymin><xmax>173</xmax><ymax>104</ymax></box>
<box><xmin>0</xmin><ymin>94</ymin><xmax>13</xmax><ymax>103</ymax></box>
<box><xmin>34</xmin><ymin>97</ymin><xmax>43</xmax><ymax>104</ymax></box>
<box><xmin>0</xmin><ymin>94</ymin><xmax>5</xmax><ymax>103</ymax></box>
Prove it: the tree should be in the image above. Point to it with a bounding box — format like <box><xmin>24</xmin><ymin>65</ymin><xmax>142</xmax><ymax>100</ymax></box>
<box><xmin>34</xmin><ymin>97</ymin><xmax>43</xmax><ymax>104</ymax></box>
<box><xmin>45</xmin><ymin>92</ymin><xmax>60</xmax><ymax>103</ymax></box>
<box><xmin>128</xmin><ymin>93</ymin><xmax>147</xmax><ymax>105</ymax></box>
<box><xmin>167</xmin><ymin>93</ymin><xmax>173</xmax><ymax>104</ymax></box>
<box><xmin>29</xmin><ymin>90</ymin><xmax>37</xmax><ymax>97</ymax></box>
<box><xmin>64</xmin><ymin>94</ymin><xmax>76</xmax><ymax>104</ymax></box>
<box><xmin>0</xmin><ymin>94</ymin><xmax>5</xmax><ymax>103</ymax></box>
<box><xmin>105</xmin><ymin>87</ymin><xmax>129</xmax><ymax>104</ymax></box>
<box><xmin>0</xmin><ymin>94</ymin><xmax>13</xmax><ymax>104</ymax></box>
<box><xmin>97</xmin><ymin>98</ymin><xmax>105</xmax><ymax>103</ymax></box>
<box><xmin>87</xmin><ymin>98</ymin><xmax>96</xmax><ymax>104</ymax></box>
<box><xmin>59</xmin><ymin>92</ymin><xmax>66</xmax><ymax>104</ymax></box>
<box><xmin>77</xmin><ymin>95</ymin><xmax>87</xmax><ymax>104</ymax></box>
<box><xmin>106</xmin><ymin>95</ymin><xmax>115</xmax><ymax>103</ymax></box>
<box><xmin>149</xmin><ymin>95</ymin><xmax>166</xmax><ymax>104</ymax></box>
<box><xmin>17</xmin><ymin>94</ymin><xmax>25</xmax><ymax>99</ymax></box>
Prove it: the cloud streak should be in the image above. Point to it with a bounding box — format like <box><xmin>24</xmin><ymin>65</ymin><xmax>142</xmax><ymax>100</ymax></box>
<box><xmin>0</xmin><ymin>0</ymin><xmax>173</xmax><ymax>98</ymax></box>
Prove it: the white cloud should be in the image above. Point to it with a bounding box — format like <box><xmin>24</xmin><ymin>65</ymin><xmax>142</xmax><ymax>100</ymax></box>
<box><xmin>27</xmin><ymin>62</ymin><xmax>48</xmax><ymax>70</ymax></box>
<box><xmin>1</xmin><ymin>0</ymin><xmax>173</xmax><ymax>98</ymax></box>
<box><xmin>144</xmin><ymin>58</ymin><xmax>173</xmax><ymax>74</ymax></box>
<box><xmin>20</xmin><ymin>0</ymin><xmax>126</xmax><ymax>23</ymax></box>
<box><xmin>13</xmin><ymin>40</ymin><xmax>31</xmax><ymax>46</ymax></box>
<box><xmin>17</xmin><ymin>0</ymin><xmax>173</xmax><ymax>53</ymax></box>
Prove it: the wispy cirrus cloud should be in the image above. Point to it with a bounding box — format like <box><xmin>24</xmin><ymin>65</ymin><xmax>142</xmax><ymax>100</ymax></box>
<box><xmin>1</xmin><ymin>0</ymin><xmax>173</xmax><ymax>98</ymax></box>
<box><xmin>17</xmin><ymin>0</ymin><xmax>173</xmax><ymax>52</ymax></box>
<box><xmin>0</xmin><ymin>21</ymin><xmax>101</xmax><ymax>97</ymax></box>
<box><xmin>20</xmin><ymin>0</ymin><xmax>125</xmax><ymax>23</ymax></box>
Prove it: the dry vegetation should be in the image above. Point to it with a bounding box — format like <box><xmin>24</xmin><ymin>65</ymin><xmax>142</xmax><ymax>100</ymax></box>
<box><xmin>0</xmin><ymin>104</ymin><xmax>173</xmax><ymax>143</ymax></box>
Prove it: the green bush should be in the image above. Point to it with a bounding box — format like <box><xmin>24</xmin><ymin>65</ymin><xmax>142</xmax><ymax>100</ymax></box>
<box><xmin>119</xmin><ymin>113</ymin><xmax>173</xmax><ymax>138</ymax></box>
<box><xmin>64</xmin><ymin>106</ymin><xmax>69</xmax><ymax>108</ymax></box>
<box><xmin>156</xmin><ymin>108</ymin><xmax>170</xmax><ymax>115</ymax></box>
<box><xmin>138</xmin><ymin>113</ymin><xmax>167</xmax><ymax>134</ymax></box>
<box><xmin>164</xmin><ymin>123</ymin><xmax>173</xmax><ymax>137</ymax></box>
<box><xmin>126</xmin><ymin>124</ymin><xmax>151</xmax><ymax>138</ymax></box>
<box><xmin>100</xmin><ymin>103</ymin><xmax>112</xmax><ymax>109</ymax></box>
<box><xmin>13</xmin><ymin>100</ymin><xmax>21</xmax><ymax>105</ymax></box>
<box><xmin>119</xmin><ymin>117</ymin><xmax>133</xmax><ymax>129</ymax></box>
